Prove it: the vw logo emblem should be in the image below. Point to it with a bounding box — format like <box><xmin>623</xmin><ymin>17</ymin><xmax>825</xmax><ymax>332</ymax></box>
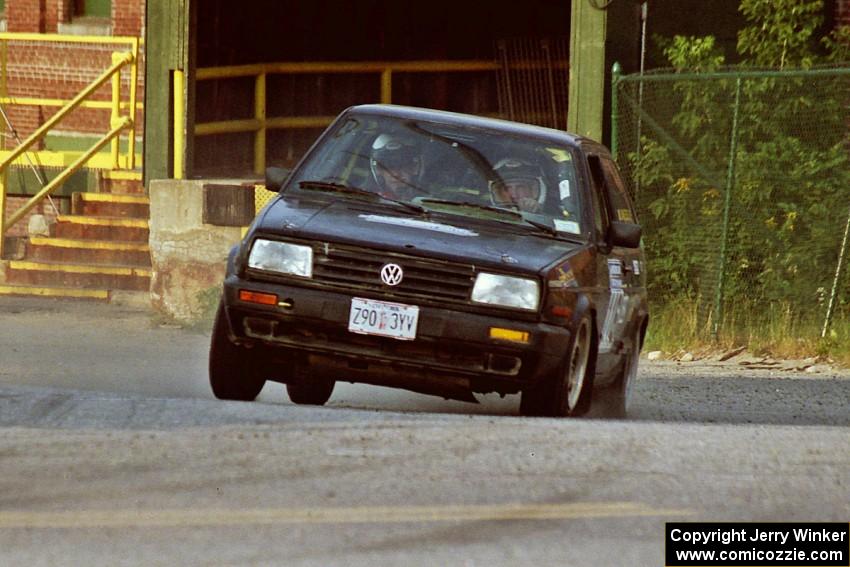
<box><xmin>380</xmin><ymin>263</ymin><xmax>404</xmax><ymax>286</ymax></box>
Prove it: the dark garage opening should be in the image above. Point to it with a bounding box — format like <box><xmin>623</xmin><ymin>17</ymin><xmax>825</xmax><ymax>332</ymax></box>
<box><xmin>192</xmin><ymin>0</ymin><xmax>572</xmax><ymax>177</ymax></box>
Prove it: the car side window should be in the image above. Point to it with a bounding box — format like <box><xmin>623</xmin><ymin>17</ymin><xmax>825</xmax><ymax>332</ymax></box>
<box><xmin>587</xmin><ymin>155</ymin><xmax>610</xmax><ymax>242</ymax></box>
<box><xmin>600</xmin><ymin>158</ymin><xmax>637</xmax><ymax>224</ymax></box>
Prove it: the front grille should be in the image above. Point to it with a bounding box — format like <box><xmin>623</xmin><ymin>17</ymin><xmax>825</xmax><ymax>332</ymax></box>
<box><xmin>311</xmin><ymin>243</ymin><xmax>476</xmax><ymax>303</ymax></box>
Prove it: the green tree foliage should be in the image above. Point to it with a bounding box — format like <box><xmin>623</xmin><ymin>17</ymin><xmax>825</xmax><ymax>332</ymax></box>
<box><xmin>627</xmin><ymin>0</ymin><xmax>850</xmax><ymax>327</ymax></box>
<box><xmin>737</xmin><ymin>0</ymin><xmax>824</xmax><ymax>67</ymax></box>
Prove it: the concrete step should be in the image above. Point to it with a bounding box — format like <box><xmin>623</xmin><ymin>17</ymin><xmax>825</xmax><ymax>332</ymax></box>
<box><xmin>99</xmin><ymin>170</ymin><xmax>145</xmax><ymax>194</ymax></box>
<box><xmin>54</xmin><ymin>215</ymin><xmax>149</xmax><ymax>242</ymax></box>
<box><xmin>27</xmin><ymin>237</ymin><xmax>151</xmax><ymax>266</ymax></box>
<box><xmin>0</xmin><ymin>283</ymin><xmax>110</xmax><ymax>301</ymax></box>
<box><xmin>5</xmin><ymin>260</ymin><xmax>151</xmax><ymax>291</ymax></box>
<box><xmin>72</xmin><ymin>192</ymin><xmax>150</xmax><ymax>218</ymax></box>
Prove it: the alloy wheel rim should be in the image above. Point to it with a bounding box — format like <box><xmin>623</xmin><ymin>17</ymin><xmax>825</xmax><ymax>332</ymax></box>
<box><xmin>566</xmin><ymin>320</ymin><xmax>590</xmax><ymax>411</ymax></box>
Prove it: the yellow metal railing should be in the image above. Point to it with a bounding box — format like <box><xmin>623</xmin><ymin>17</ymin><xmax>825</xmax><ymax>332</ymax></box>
<box><xmin>193</xmin><ymin>60</ymin><xmax>501</xmax><ymax>176</ymax></box>
<box><xmin>0</xmin><ymin>33</ymin><xmax>141</xmax><ymax>257</ymax></box>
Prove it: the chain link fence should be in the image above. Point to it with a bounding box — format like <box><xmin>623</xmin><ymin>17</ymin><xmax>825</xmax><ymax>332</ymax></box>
<box><xmin>612</xmin><ymin>65</ymin><xmax>850</xmax><ymax>345</ymax></box>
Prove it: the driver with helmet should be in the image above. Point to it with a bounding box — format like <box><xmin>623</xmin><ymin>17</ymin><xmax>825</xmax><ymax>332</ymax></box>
<box><xmin>369</xmin><ymin>135</ymin><xmax>423</xmax><ymax>200</ymax></box>
<box><xmin>489</xmin><ymin>158</ymin><xmax>547</xmax><ymax>214</ymax></box>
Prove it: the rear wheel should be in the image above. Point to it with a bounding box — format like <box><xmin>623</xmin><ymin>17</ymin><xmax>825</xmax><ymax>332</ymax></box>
<box><xmin>520</xmin><ymin>315</ymin><xmax>593</xmax><ymax>417</ymax></box>
<box><xmin>209</xmin><ymin>301</ymin><xmax>267</xmax><ymax>401</ymax></box>
<box><xmin>286</xmin><ymin>378</ymin><xmax>335</xmax><ymax>406</ymax></box>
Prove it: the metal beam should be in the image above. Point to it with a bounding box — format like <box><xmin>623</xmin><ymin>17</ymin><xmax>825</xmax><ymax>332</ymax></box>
<box><xmin>567</xmin><ymin>0</ymin><xmax>607</xmax><ymax>142</ymax></box>
<box><xmin>144</xmin><ymin>0</ymin><xmax>189</xmax><ymax>185</ymax></box>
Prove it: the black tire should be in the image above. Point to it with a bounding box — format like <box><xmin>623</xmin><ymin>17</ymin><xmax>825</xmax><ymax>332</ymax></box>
<box><xmin>286</xmin><ymin>378</ymin><xmax>335</xmax><ymax>406</ymax></box>
<box><xmin>519</xmin><ymin>382</ymin><xmax>550</xmax><ymax>417</ymax></box>
<box><xmin>209</xmin><ymin>301</ymin><xmax>267</xmax><ymax>401</ymax></box>
<box><xmin>591</xmin><ymin>328</ymin><xmax>641</xmax><ymax>419</ymax></box>
<box><xmin>520</xmin><ymin>315</ymin><xmax>593</xmax><ymax>417</ymax></box>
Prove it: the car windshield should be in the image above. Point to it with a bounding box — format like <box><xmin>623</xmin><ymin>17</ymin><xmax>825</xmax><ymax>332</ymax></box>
<box><xmin>288</xmin><ymin>113</ymin><xmax>585</xmax><ymax>238</ymax></box>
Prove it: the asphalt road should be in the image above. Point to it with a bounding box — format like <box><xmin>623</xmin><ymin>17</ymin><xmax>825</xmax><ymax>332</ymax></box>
<box><xmin>1</xmin><ymin>297</ymin><xmax>849</xmax><ymax>566</ymax></box>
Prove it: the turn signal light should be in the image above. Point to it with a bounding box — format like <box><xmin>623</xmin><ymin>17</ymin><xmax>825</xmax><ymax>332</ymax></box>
<box><xmin>239</xmin><ymin>289</ymin><xmax>278</xmax><ymax>306</ymax></box>
<box><xmin>489</xmin><ymin>327</ymin><xmax>530</xmax><ymax>344</ymax></box>
<box><xmin>550</xmin><ymin>306</ymin><xmax>573</xmax><ymax>318</ymax></box>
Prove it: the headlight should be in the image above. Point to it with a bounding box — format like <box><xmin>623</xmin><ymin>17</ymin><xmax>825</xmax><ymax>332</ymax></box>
<box><xmin>247</xmin><ymin>239</ymin><xmax>313</xmax><ymax>278</ymax></box>
<box><xmin>471</xmin><ymin>273</ymin><xmax>539</xmax><ymax>311</ymax></box>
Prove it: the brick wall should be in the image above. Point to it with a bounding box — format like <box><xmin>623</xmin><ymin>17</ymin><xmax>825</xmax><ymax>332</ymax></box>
<box><xmin>112</xmin><ymin>0</ymin><xmax>144</xmax><ymax>37</ymax></box>
<box><xmin>2</xmin><ymin>0</ymin><xmax>146</xmax><ymax>140</ymax></box>
<box><xmin>7</xmin><ymin>0</ymin><xmax>46</xmax><ymax>33</ymax></box>
<box><xmin>3</xmin><ymin>196</ymin><xmax>64</xmax><ymax>237</ymax></box>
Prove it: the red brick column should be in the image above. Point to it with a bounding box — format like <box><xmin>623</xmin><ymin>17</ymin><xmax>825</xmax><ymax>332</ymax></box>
<box><xmin>113</xmin><ymin>0</ymin><xmax>145</xmax><ymax>37</ymax></box>
<box><xmin>45</xmin><ymin>0</ymin><xmax>74</xmax><ymax>32</ymax></box>
<box><xmin>7</xmin><ymin>0</ymin><xmax>47</xmax><ymax>33</ymax></box>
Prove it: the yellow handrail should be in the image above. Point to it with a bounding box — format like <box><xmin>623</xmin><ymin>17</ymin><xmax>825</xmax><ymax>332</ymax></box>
<box><xmin>127</xmin><ymin>38</ymin><xmax>140</xmax><ymax>169</ymax></box>
<box><xmin>5</xmin><ymin>118</ymin><xmax>131</xmax><ymax>229</ymax></box>
<box><xmin>173</xmin><ymin>69</ymin><xmax>185</xmax><ymax>179</ymax></box>
<box><xmin>196</xmin><ymin>60</ymin><xmax>501</xmax><ymax>80</ymax></box>
<box><xmin>0</xmin><ymin>32</ymin><xmax>141</xmax><ymax>45</ymax></box>
<box><xmin>0</xmin><ymin>52</ymin><xmax>132</xmax><ymax>171</ymax></box>
<box><xmin>0</xmin><ymin>97</ymin><xmax>143</xmax><ymax>110</ymax></box>
<box><xmin>0</xmin><ymin>33</ymin><xmax>140</xmax><ymax>257</ymax></box>
<box><xmin>193</xmin><ymin>59</ymin><xmax>514</xmax><ymax>175</ymax></box>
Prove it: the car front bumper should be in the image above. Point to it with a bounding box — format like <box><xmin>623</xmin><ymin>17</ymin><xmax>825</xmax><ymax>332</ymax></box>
<box><xmin>222</xmin><ymin>276</ymin><xmax>571</xmax><ymax>397</ymax></box>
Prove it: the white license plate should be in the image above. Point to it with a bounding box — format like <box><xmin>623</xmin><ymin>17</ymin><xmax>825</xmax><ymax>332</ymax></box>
<box><xmin>348</xmin><ymin>297</ymin><xmax>419</xmax><ymax>340</ymax></box>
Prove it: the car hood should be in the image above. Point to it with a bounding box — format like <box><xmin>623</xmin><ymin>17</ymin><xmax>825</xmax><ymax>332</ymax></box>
<box><xmin>256</xmin><ymin>195</ymin><xmax>585</xmax><ymax>273</ymax></box>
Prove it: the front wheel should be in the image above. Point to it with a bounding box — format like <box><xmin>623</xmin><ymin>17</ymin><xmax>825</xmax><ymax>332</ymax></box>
<box><xmin>209</xmin><ymin>301</ymin><xmax>267</xmax><ymax>401</ymax></box>
<box><xmin>520</xmin><ymin>315</ymin><xmax>593</xmax><ymax>417</ymax></box>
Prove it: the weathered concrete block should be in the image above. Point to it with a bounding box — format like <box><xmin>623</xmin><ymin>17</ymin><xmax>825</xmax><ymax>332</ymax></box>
<box><xmin>28</xmin><ymin>214</ymin><xmax>51</xmax><ymax>237</ymax></box>
<box><xmin>149</xmin><ymin>179</ymin><xmax>249</xmax><ymax>323</ymax></box>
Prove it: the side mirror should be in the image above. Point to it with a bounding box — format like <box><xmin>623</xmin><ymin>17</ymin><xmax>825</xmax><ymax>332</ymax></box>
<box><xmin>608</xmin><ymin>221</ymin><xmax>642</xmax><ymax>249</ymax></box>
<box><xmin>264</xmin><ymin>167</ymin><xmax>291</xmax><ymax>192</ymax></box>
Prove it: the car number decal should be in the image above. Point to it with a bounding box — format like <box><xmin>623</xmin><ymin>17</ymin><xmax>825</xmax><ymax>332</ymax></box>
<box><xmin>599</xmin><ymin>288</ymin><xmax>627</xmax><ymax>353</ymax></box>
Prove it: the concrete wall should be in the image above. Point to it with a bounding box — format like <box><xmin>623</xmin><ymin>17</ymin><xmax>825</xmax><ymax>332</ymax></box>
<box><xmin>148</xmin><ymin>179</ymin><xmax>244</xmax><ymax>323</ymax></box>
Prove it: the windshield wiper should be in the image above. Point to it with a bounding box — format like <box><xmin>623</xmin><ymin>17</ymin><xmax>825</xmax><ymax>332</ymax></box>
<box><xmin>299</xmin><ymin>180</ymin><xmax>377</xmax><ymax>198</ymax></box>
<box><xmin>520</xmin><ymin>217</ymin><xmax>559</xmax><ymax>237</ymax></box>
<box><xmin>417</xmin><ymin>198</ymin><xmax>523</xmax><ymax>219</ymax></box>
<box><xmin>298</xmin><ymin>180</ymin><xmax>427</xmax><ymax>215</ymax></box>
<box><xmin>417</xmin><ymin>198</ymin><xmax>559</xmax><ymax>236</ymax></box>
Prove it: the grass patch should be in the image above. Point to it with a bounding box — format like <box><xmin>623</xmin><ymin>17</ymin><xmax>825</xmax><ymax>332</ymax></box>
<box><xmin>188</xmin><ymin>285</ymin><xmax>222</xmax><ymax>332</ymax></box>
<box><xmin>645</xmin><ymin>298</ymin><xmax>850</xmax><ymax>365</ymax></box>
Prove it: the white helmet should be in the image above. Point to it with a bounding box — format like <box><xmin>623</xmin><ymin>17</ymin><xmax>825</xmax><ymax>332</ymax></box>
<box><xmin>489</xmin><ymin>158</ymin><xmax>547</xmax><ymax>210</ymax></box>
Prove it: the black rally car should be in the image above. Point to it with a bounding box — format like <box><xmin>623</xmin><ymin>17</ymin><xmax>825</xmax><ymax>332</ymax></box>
<box><xmin>210</xmin><ymin>104</ymin><xmax>648</xmax><ymax>417</ymax></box>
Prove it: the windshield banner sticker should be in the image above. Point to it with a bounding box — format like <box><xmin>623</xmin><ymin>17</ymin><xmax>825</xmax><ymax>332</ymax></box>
<box><xmin>359</xmin><ymin>215</ymin><xmax>479</xmax><ymax>236</ymax></box>
<box><xmin>553</xmin><ymin>219</ymin><xmax>581</xmax><ymax>234</ymax></box>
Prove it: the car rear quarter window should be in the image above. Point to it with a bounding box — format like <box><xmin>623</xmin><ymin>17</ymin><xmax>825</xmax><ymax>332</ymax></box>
<box><xmin>600</xmin><ymin>158</ymin><xmax>638</xmax><ymax>224</ymax></box>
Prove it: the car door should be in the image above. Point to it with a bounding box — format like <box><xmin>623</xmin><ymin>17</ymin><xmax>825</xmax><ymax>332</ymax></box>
<box><xmin>600</xmin><ymin>155</ymin><xmax>645</xmax><ymax>354</ymax></box>
<box><xmin>585</xmin><ymin>152</ymin><xmax>642</xmax><ymax>361</ymax></box>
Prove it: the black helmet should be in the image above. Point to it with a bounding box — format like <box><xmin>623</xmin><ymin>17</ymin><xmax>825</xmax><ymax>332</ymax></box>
<box><xmin>370</xmin><ymin>134</ymin><xmax>422</xmax><ymax>183</ymax></box>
